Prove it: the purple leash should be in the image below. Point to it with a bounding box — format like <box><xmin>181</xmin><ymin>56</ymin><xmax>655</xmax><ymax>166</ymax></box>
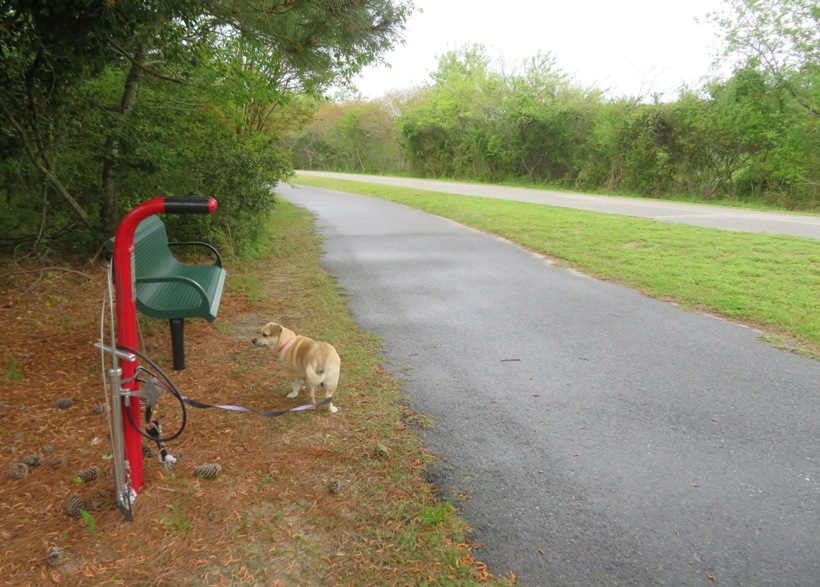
<box><xmin>150</xmin><ymin>377</ymin><xmax>331</xmax><ymax>417</ymax></box>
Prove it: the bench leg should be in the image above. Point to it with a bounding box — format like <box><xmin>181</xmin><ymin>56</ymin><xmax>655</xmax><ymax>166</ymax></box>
<box><xmin>169</xmin><ymin>319</ymin><xmax>186</xmax><ymax>371</ymax></box>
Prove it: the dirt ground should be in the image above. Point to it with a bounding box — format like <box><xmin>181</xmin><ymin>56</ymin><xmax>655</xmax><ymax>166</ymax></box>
<box><xmin>0</xmin><ymin>252</ymin><xmax>500</xmax><ymax>586</ymax></box>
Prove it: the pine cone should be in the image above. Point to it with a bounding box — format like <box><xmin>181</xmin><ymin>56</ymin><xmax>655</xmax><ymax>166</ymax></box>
<box><xmin>55</xmin><ymin>398</ymin><xmax>74</xmax><ymax>409</ymax></box>
<box><xmin>192</xmin><ymin>463</ymin><xmax>222</xmax><ymax>480</ymax></box>
<box><xmin>22</xmin><ymin>454</ymin><xmax>42</xmax><ymax>467</ymax></box>
<box><xmin>328</xmin><ymin>479</ymin><xmax>343</xmax><ymax>495</ymax></box>
<box><xmin>372</xmin><ymin>444</ymin><xmax>389</xmax><ymax>459</ymax></box>
<box><xmin>72</xmin><ymin>466</ymin><xmax>101</xmax><ymax>484</ymax></box>
<box><xmin>91</xmin><ymin>403</ymin><xmax>106</xmax><ymax>415</ymax></box>
<box><xmin>46</xmin><ymin>546</ymin><xmax>67</xmax><ymax>567</ymax></box>
<box><xmin>5</xmin><ymin>463</ymin><xmax>28</xmax><ymax>480</ymax></box>
<box><xmin>142</xmin><ymin>444</ymin><xmax>157</xmax><ymax>458</ymax></box>
<box><xmin>64</xmin><ymin>495</ymin><xmax>88</xmax><ymax>517</ymax></box>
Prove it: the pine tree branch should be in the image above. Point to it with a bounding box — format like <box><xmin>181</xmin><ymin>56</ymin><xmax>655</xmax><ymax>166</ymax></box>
<box><xmin>106</xmin><ymin>38</ymin><xmax>185</xmax><ymax>84</ymax></box>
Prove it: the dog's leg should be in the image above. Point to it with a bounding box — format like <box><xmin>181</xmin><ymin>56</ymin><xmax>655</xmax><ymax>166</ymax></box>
<box><xmin>304</xmin><ymin>365</ymin><xmax>339</xmax><ymax>413</ymax></box>
<box><xmin>286</xmin><ymin>377</ymin><xmax>301</xmax><ymax>399</ymax></box>
<box><xmin>321</xmin><ymin>371</ymin><xmax>340</xmax><ymax>413</ymax></box>
<box><xmin>318</xmin><ymin>382</ymin><xmax>338</xmax><ymax>413</ymax></box>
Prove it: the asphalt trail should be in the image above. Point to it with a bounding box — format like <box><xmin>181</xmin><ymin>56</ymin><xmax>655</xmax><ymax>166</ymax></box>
<box><xmin>296</xmin><ymin>171</ymin><xmax>820</xmax><ymax>240</ymax></box>
<box><xmin>279</xmin><ymin>183</ymin><xmax>820</xmax><ymax>587</ymax></box>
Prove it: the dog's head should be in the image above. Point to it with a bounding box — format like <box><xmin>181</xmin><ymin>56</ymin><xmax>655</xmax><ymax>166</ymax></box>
<box><xmin>251</xmin><ymin>322</ymin><xmax>284</xmax><ymax>349</ymax></box>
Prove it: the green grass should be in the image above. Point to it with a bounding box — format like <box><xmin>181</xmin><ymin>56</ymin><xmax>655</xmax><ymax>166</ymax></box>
<box><xmin>299</xmin><ymin>170</ymin><xmax>820</xmax><ymax>214</ymax></box>
<box><xmin>226</xmin><ymin>272</ymin><xmax>267</xmax><ymax>302</ymax></box>
<box><xmin>161</xmin><ymin>502</ymin><xmax>194</xmax><ymax>535</ymax></box>
<box><xmin>493</xmin><ymin>176</ymin><xmax>820</xmax><ymax>213</ymax></box>
<box><xmin>292</xmin><ymin>175</ymin><xmax>820</xmax><ymax>356</ymax></box>
<box><xmin>3</xmin><ymin>357</ymin><xmax>22</xmax><ymax>383</ymax></box>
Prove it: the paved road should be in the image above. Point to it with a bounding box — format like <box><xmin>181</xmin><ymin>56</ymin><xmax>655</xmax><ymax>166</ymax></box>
<box><xmin>278</xmin><ymin>183</ymin><xmax>820</xmax><ymax>587</ymax></box>
<box><xmin>296</xmin><ymin>171</ymin><xmax>820</xmax><ymax>240</ymax></box>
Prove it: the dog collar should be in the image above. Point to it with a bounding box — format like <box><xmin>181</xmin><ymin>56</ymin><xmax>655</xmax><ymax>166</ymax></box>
<box><xmin>278</xmin><ymin>337</ymin><xmax>295</xmax><ymax>353</ymax></box>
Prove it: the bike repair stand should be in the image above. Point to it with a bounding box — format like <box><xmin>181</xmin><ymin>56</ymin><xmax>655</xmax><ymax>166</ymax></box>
<box><xmin>96</xmin><ymin>197</ymin><xmax>218</xmax><ymax>520</ymax></box>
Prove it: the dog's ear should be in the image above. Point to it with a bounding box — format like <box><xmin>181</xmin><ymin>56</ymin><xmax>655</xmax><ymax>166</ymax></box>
<box><xmin>263</xmin><ymin>323</ymin><xmax>283</xmax><ymax>339</ymax></box>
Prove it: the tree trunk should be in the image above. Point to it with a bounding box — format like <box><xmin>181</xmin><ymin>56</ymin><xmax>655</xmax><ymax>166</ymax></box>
<box><xmin>0</xmin><ymin>95</ymin><xmax>96</xmax><ymax>232</ymax></box>
<box><xmin>101</xmin><ymin>47</ymin><xmax>144</xmax><ymax>234</ymax></box>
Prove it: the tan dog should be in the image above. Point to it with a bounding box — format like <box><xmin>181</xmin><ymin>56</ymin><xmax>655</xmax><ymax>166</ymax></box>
<box><xmin>252</xmin><ymin>322</ymin><xmax>341</xmax><ymax>413</ymax></box>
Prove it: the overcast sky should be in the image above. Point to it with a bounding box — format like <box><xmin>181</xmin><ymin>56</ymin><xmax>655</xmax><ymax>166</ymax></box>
<box><xmin>351</xmin><ymin>0</ymin><xmax>727</xmax><ymax>100</ymax></box>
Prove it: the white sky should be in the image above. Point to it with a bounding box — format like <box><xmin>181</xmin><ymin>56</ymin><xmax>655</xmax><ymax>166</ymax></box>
<box><xmin>352</xmin><ymin>0</ymin><xmax>727</xmax><ymax>100</ymax></box>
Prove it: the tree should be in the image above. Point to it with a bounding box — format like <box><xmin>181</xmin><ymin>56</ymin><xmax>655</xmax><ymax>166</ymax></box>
<box><xmin>0</xmin><ymin>0</ymin><xmax>415</xmax><ymax>250</ymax></box>
<box><xmin>398</xmin><ymin>45</ymin><xmax>504</xmax><ymax>179</ymax></box>
<box><xmin>707</xmin><ymin>0</ymin><xmax>819</xmax><ymax>204</ymax></box>
<box><xmin>499</xmin><ymin>53</ymin><xmax>594</xmax><ymax>183</ymax></box>
<box><xmin>708</xmin><ymin>0</ymin><xmax>819</xmax><ymax>117</ymax></box>
<box><xmin>674</xmin><ymin>69</ymin><xmax>783</xmax><ymax>199</ymax></box>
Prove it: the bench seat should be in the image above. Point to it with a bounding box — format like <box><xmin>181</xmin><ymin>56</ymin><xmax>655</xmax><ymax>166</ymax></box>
<box><xmin>136</xmin><ymin>260</ymin><xmax>226</xmax><ymax>322</ymax></box>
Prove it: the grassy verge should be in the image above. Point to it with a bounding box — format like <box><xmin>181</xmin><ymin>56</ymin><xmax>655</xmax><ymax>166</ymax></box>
<box><xmin>291</xmin><ymin>175</ymin><xmax>820</xmax><ymax>357</ymax></box>
<box><xmin>297</xmin><ymin>170</ymin><xmax>820</xmax><ymax>214</ymax></box>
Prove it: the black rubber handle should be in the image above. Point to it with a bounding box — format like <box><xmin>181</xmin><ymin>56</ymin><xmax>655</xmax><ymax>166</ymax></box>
<box><xmin>163</xmin><ymin>197</ymin><xmax>217</xmax><ymax>214</ymax></box>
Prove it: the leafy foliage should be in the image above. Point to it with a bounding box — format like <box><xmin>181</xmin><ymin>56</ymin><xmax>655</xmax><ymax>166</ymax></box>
<box><xmin>0</xmin><ymin>0</ymin><xmax>415</xmax><ymax>255</ymax></box>
<box><xmin>707</xmin><ymin>0</ymin><xmax>819</xmax><ymax>117</ymax></box>
<box><xmin>288</xmin><ymin>11</ymin><xmax>819</xmax><ymax>211</ymax></box>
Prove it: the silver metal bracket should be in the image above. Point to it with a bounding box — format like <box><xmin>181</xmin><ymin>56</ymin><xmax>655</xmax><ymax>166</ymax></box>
<box><xmin>94</xmin><ymin>342</ymin><xmax>137</xmax><ymax>363</ymax></box>
<box><xmin>96</xmin><ymin>341</ymin><xmax>136</xmax><ymax>520</ymax></box>
<box><xmin>122</xmin><ymin>379</ymin><xmax>161</xmax><ymax>408</ymax></box>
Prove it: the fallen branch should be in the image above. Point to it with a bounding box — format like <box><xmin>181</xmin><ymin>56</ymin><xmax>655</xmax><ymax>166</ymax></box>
<box><xmin>0</xmin><ymin>267</ymin><xmax>92</xmax><ymax>280</ymax></box>
<box><xmin>0</xmin><ymin>403</ymin><xmax>27</xmax><ymax>411</ymax></box>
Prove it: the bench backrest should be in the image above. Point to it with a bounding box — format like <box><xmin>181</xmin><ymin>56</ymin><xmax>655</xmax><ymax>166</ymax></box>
<box><xmin>133</xmin><ymin>216</ymin><xmax>181</xmax><ymax>278</ymax></box>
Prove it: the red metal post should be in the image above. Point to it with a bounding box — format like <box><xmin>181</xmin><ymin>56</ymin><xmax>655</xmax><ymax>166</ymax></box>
<box><xmin>112</xmin><ymin>197</ymin><xmax>218</xmax><ymax>495</ymax></box>
<box><xmin>112</xmin><ymin>198</ymin><xmax>166</xmax><ymax>493</ymax></box>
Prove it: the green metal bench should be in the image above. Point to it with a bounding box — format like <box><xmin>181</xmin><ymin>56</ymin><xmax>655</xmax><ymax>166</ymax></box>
<box><xmin>111</xmin><ymin>215</ymin><xmax>227</xmax><ymax>370</ymax></box>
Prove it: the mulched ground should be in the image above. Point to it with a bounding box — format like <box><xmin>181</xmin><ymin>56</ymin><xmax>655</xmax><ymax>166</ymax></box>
<box><xmin>0</xmin><ymin>256</ymin><xmax>500</xmax><ymax>586</ymax></box>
